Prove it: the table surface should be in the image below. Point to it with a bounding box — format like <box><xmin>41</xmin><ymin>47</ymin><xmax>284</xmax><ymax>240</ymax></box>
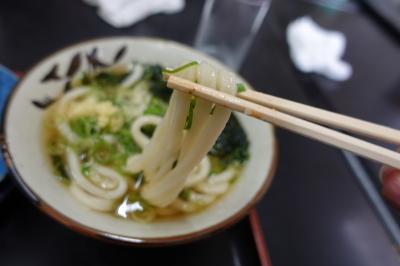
<box><xmin>1</xmin><ymin>0</ymin><xmax>400</xmax><ymax>265</ymax></box>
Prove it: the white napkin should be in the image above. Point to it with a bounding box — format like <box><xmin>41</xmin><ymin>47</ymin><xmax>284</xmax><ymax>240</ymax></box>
<box><xmin>84</xmin><ymin>0</ymin><xmax>185</xmax><ymax>28</ymax></box>
<box><xmin>286</xmin><ymin>16</ymin><xmax>352</xmax><ymax>81</ymax></box>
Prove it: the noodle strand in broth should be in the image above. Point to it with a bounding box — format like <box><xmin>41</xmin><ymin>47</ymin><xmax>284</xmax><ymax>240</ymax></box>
<box><xmin>137</xmin><ymin>62</ymin><xmax>236</xmax><ymax>207</ymax></box>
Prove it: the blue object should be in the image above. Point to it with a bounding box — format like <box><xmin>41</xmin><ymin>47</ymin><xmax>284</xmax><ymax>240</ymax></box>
<box><xmin>0</xmin><ymin>65</ymin><xmax>17</xmax><ymax>182</ymax></box>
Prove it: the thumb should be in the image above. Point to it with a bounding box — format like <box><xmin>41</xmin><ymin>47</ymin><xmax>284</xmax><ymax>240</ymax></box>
<box><xmin>381</xmin><ymin>165</ymin><xmax>400</xmax><ymax>209</ymax></box>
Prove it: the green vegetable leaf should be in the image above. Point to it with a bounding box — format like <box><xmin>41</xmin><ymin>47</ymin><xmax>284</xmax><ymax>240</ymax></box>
<box><xmin>81</xmin><ymin>73</ymin><xmax>92</xmax><ymax>85</ymax></box>
<box><xmin>184</xmin><ymin>97</ymin><xmax>197</xmax><ymax>130</ymax></box>
<box><xmin>162</xmin><ymin>61</ymin><xmax>199</xmax><ymax>74</ymax></box>
<box><xmin>179</xmin><ymin>189</ymin><xmax>192</xmax><ymax>201</ymax></box>
<box><xmin>157</xmin><ymin>62</ymin><xmax>199</xmax><ymax>102</ymax></box>
<box><xmin>95</xmin><ymin>72</ymin><xmax>129</xmax><ymax>87</ymax></box>
<box><xmin>115</xmin><ymin>125</ymin><xmax>141</xmax><ymax>154</ymax></box>
<box><xmin>144</xmin><ymin>97</ymin><xmax>168</xmax><ymax>117</ymax></box>
<box><xmin>236</xmin><ymin>83</ymin><xmax>246</xmax><ymax>93</ymax></box>
<box><xmin>209</xmin><ymin>155</ymin><xmax>226</xmax><ymax>174</ymax></box>
<box><xmin>140</xmin><ymin>124</ymin><xmax>156</xmax><ymax>138</ymax></box>
<box><xmin>80</xmin><ymin>71</ymin><xmax>130</xmax><ymax>89</ymax></box>
<box><xmin>51</xmin><ymin>155</ymin><xmax>69</xmax><ymax>182</ymax></box>
<box><xmin>81</xmin><ymin>163</ymin><xmax>91</xmax><ymax>177</ymax></box>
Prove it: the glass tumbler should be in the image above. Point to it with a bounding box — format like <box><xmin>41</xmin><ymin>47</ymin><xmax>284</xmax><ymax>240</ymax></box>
<box><xmin>194</xmin><ymin>0</ymin><xmax>271</xmax><ymax>70</ymax></box>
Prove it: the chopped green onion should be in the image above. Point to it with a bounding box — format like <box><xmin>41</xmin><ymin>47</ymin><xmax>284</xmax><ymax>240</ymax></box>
<box><xmin>92</xmin><ymin>139</ymin><xmax>117</xmax><ymax>164</ymax></box>
<box><xmin>236</xmin><ymin>83</ymin><xmax>246</xmax><ymax>93</ymax></box>
<box><xmin>209</xmin><ymin>115</ymin><xmax>249</xmax><ymax>165</ymax></box>
<box><xmin>81</xmin><ymin>163</ymin><xmax>91</xmax><ymax>177</ymax></box>
<box><xmin>69</xmin><ymin>116</ymin><xmax>99</xmax><ymax>138</ymax></box>
<box><xmin>184</xmin><ymin>96</ymin><xmax>197</xmax><ymax>130</ymax></box>
<box><xmin>115</xmin><ymin>125</ymin><xmax>141</xmax><ymax>154</ymax></box>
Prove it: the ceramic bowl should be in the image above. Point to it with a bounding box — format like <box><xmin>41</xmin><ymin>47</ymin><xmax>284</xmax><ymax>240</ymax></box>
<box><xmin>2</xmin><ymin>37</ymin><xmax>277</xmax><ymax>245</ymax></box>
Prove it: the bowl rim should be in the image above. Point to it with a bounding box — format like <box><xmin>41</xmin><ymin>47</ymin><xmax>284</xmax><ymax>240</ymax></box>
<box><xmin>1</xmin><ymin>36</ymin><xmax>278</xmax><ymax>246</ymax></box>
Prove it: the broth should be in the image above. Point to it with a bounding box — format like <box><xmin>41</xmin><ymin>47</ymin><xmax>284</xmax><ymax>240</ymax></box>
<box><xmin>42</xmin><ymin>61</ymin><xmax>249</xmax><ymax>222</ymax></box>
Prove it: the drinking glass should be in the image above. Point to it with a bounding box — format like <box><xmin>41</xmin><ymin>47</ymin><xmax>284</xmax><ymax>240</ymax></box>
<box><xmin>194</xmin><ymin>0</ymin><xmax>271</xmax><ymax>70</ymax></box>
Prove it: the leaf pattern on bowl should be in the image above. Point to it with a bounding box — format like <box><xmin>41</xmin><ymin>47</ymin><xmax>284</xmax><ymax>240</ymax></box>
<box><xmin>86</xmin><ymin>47</ymin><xmax>109</xmax><ymax>68</ymax></box>
<box><xmin>66</xmin><ymin>53</ymin><xmax>81</xmax><ymax>78</ymax></box>
<box><xmin>63</xmin><ymin>80</ymin><xmax>72</xmax><ymax>93</ymax></box>
<box><xmin>33</xmin><ymin>45</ymin><xmax>128</xmax><ymax>110</ymax></box>
<box><xmin>32</xmin><ymin>96</ymin><xmax>56</xmax><ymax>109</ymax></box>
<box><xmin>113</xmin><ymin>45</ymin><xmax>127</xmax><ymax>63</ymax></box>
<box><xmin>41</xmin><ymin>64</ymin><xmax>61</xmax><ymax>82</ymax></box>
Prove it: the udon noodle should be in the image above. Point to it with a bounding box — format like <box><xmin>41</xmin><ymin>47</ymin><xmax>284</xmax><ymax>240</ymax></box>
<box><xmin>43</xmin><ymin>60</ymin><xmax>249</xmax><ymax>222</ymax></box>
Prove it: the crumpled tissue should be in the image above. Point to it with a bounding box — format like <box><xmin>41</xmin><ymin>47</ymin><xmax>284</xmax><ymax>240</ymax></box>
<box><xmin>84</xmin><ymin>0</ymin><xmax>185</xmax><ymax>28</ymax></box>
<box><xmin>287</xmin><ymin>16</ymin><xmax>352</xmax><ymax>81</ymax></box>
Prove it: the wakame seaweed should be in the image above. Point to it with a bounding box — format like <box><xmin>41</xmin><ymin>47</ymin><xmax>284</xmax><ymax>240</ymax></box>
<box><xmin>209</xmin><ymin>115</ymin><xmax>249</xmax><ymax>165</ymax></box>
<box><xmin>146</xmin><ymin>62</ymin><xmax>200</xmax><ymax>102</ymax></box>
<box><xmin>141</xmin><ymin>124</ymin><xmax>156</xmax><ymax>138</ymax></box>
<box><xmin>145</xmin><ymin>65</ymin><xmax>171</xmax><ymax>101</ymax></box>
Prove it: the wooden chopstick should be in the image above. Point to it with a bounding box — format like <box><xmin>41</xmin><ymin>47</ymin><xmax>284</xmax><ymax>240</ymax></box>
<box><xmin>238</xmin><ymin>90</ymin><xmax>400</xmax><ymax>145</ymax></box>
<box><xmin>166</xmin><ymin>75</ymin><xmax>400</xmax><ymax>169</ymax></box>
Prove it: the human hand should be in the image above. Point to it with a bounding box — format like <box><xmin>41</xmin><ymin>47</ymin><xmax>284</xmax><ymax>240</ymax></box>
<box><xmin>381</xmin><ymin>165</ymin><xmax>400</xmax><ymax>209</ymax></box>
